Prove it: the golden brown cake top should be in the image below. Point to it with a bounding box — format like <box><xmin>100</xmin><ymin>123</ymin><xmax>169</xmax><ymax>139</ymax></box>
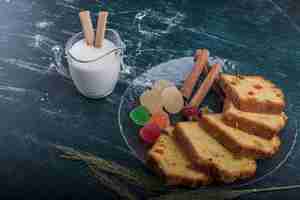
<box><xmin>175</xmin><ymin>122</ymin><xmax>256</xmax><ymax>179</ymax></box>
<box><xmin>202</xmin><ymin>114</ymin><xmax>281</xmax><ymax>156</ymax></box>
<box><xmin>221</xmin><ymin>74</ymin><xmax>284</xmax><ymax>104</ymax></box>
<box><xmin>224</xmin><ymin>99</ymin><xmax>287</xmax><ymax>131</ymax></box>
<box><xmin>148</xmin><ymin>133</ymin><xmax>211</xmax><ymax>186</ymax></box>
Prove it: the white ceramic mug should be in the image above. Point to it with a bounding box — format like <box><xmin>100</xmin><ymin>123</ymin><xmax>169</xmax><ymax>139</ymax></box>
<box><xmin>53</xmin><ymin>29</ymin><xmax>125</xmax><ymax>98</ymax></box>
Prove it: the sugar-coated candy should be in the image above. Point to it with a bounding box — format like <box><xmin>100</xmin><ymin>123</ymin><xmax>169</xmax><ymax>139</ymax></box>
<box><xmin>149</xmin><ymin>111</ymin><xmax>170</xmax><ymax>129</ymax></box>
<box><xmin>161</xmin><ymin>86</ymin><xmax>184</xmax><ymax>114</ymax></box>
<box><xmin>140</xmin><ymin>89</ymin><xmax>163</xmax><ymax>114</ymax></box>
<box><xmin>152</xmin><ymin>80</ymin><xmax>174</xmax><ymax>93</ymax></box>
<box><xmin>129</xmin><ymin>106</ymin><xmax>151</xmax><ymax>126</ymax></box>
<box><xmin>139</xmin><ymin>123</ymin><xmax>161</xmax><ymax>144</ymax></box>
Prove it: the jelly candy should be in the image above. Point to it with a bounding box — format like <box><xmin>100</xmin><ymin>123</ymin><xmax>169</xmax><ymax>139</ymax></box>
<box><xmin>161</xmin><ymin>86</ymin><xmax>184</xmax><ymax>114</ymax></box>
<box><xmin>149</xmin><ymin>111</ymin><xmax>170</xmax><ymax>129</ymax></box>
<box><xmin>181</xmin><ymin>106</ymin><xmax>202</xmax><ymax>120</ymax></box>
<box><xmin>140</xmin><ymin>89</ymin><xmax>163</xmax><ymax>114</ymax></box>
<box><xmin>181</xmin><ymin>106</ymin><xmax>199</xmax><ymax>118</ymax></box>
<box><xmin>129</xmin><ymin>106</ymin><xmax>151</xmax><ymax>126</ymax></box>
<box><xmin>139</xmin><ymin>123</ymin><xmax>161</xmax><ymax>144</ymax></box>
<box><xmin>152</xmin><ymin>80</ymin><xmax>174</xmax><ymax>93</ymax></box>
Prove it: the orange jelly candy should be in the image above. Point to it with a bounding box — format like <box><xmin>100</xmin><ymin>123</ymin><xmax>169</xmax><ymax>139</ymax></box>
<box><xmin>149</xmin><ymin>112</ymin><xmax>170</xmax><ymax>129</ymax></box>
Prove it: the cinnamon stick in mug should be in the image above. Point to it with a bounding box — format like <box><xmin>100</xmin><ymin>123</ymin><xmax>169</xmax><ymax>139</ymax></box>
<box><xmin>189</xmin><ymin>63</ymin><xmax>221</xmax><ymax>107</ymax></box>
<box><xmin>95</xmin><ymin>11</ymin><xmax>109</xmax><ymax>48</ymax></box>
<box><xmin>181</xmin><ymin>49</ymin><xmax>209</xmax><ymax>100</ymax></box>
<box><xmin>79</xmin><ymin>11</ymin><xmax>95</xmax><ymax>46</ymax></box>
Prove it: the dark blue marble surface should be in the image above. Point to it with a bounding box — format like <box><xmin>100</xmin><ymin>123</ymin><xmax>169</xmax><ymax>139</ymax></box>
<box><xmin>0</xmin><ymin>0</ymin><xmax>300</xmax><ymax>199</ymax></box>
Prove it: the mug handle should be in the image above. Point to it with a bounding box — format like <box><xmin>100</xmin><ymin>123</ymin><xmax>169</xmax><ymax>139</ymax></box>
<box><xmin>52</xmin><ymin>45</ymin><xmax>71</xmax><ymax>79</ymax></box>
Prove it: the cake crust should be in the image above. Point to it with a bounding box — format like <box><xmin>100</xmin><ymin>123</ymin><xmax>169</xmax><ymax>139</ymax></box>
<box><xmin>174</xmin><ymin>122</ymin><xmax>256</xmax><ymax>183</ymax></box>
<box><xmin>219</xmin><ymin>74</ymin><xmax>285</xmax><ymax>114</ymax></box>
<box><xmin>201</xmin><ymin>114</ymin><xmax>281</xmax><ymax>159</ymax></box>
<box><xmin>148</xmin><ymin>133</ymin><xmax>212</xmax><ymax>187</ymax></box>
<box><xmin>223</xmin><ymin>99</ymin><xmax>287</xmax><ymax>139</ymax></box>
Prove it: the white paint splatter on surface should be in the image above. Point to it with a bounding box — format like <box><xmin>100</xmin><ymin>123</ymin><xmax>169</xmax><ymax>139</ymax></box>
<box><xmin>134</xmin><ymin>9</ymin><xmax>186</xmax><ymax>38</ymax></box>
<box><xmin>181</xmin><ymin>26</ymin><xmax>249</xmax><ymax>49</ymax></box>
<box><xmin>0</xmin><ymin>85</ymin><xmax>27</xmax><ymax>93</ymax></box>
<box><xmin>274</xmin><ymin>71</ymin><xmax>288</xmax><ymax>79</ymax></box>
<box><xmin>35</xmin><ymin>20</ymin><xmax>54</xmax><ymax>29</ymax></box>
<box><xmin>40</xmin><ymin>107</ymin><xmax>62</xmax><ymax>116</ymax></box>
<box><xmin>267</xmin><ymin>0</ymin><xmax>300</xmax><ymax>33</ymax></box>
<box><xmin>4</xmin><ymin>33</ymin><xmax>58</xmax><ymax>59</ymax></box>
<box><xmin>0</xmin><ymin>94</ymin><xmax>18</xmax><ymax>102</ymax></box>
<box><xmin>0</xmin><ymin>83</ymin><xmax>44</xmax><ymax>104</ymax></box>
<box><xmin>16</xmin><ymin>33</ymin><xmax>57</xmax><ymax>47</ymax></box>
<box><xmin>0</xmin><ymin>57</ymin><xmax>48</xmax><ymax>74</ymax></box>
<box><xmin>40</xmin><ymin>106</ymin><xmax>83</xmax><ymax>120</ymax></box>
<box><xmin>33</xmin><ymin>34</ymin><xmax>44</xmax><ymax>48</ymax></box>
<box><xmin>56</xmin><ymin>1</ymin><xmax>79</xmax><ymax>12</ymax></box>
<box><xmin>0</xmin><ymin>0</ymin><xmax>11</xmax><ymax>3</ymax></box>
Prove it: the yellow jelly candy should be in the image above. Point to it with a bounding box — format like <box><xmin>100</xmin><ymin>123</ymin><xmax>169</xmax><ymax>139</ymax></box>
<box><xmin>140</xmin><ymin>89</ymin><xmax>163</xmax><ymax>114</ymax></box>
<box><xmin>152</xmin><ymin>80</ymin><xmax>174</xmax><ymax>94</ymax></box>
<box><xmin>161</xmin><ymin>86</ymin><xmax>184</xmax><ymax>114</ymax></box>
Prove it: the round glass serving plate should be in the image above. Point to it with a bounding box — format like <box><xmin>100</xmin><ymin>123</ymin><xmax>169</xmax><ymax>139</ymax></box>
<box><xmin>118</xmin><ymin>56</ymin><xmax>298</xmax><ymax>187</ymax></box>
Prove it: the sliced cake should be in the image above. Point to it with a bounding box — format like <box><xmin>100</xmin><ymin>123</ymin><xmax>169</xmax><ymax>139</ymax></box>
<box><xmin>148</xmin><ymin>131</ymin><xmax>212</xmax><ymax>187</ymax></box>
<box><xmin>219</xmin><ymin>74</ymin><xmax>285</xmax><ymax>114</ymax></box>
<box><xmin>201</xmin><ymin>114</ymin><xmax>281</xmax><ymax>158</ymax></box>
<box><xmin>174</xmin><ymin>122</ymin><xmax>256</xmax><ymax>183</ymax></box>
<box><xmin>223</xmin><ymin>99</ymin><xmax>288</xmax><ymax>139</ymax></box>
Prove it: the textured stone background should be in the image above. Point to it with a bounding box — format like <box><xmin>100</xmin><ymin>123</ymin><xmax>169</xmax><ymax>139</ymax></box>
<box><xmin>0</xmin><ymin>0</ymin><xmax>299</xmax><ymax>199</ymax></box>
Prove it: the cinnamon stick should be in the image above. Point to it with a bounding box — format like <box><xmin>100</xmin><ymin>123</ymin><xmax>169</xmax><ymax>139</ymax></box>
<box><xmin>203</xmin><ymin>64</ymin><xmax>225</xmax><ymax>99</ymax></box>
<box><xmin>95</xmin><ymin>11</ymin><xmax>109</xmax><ymax>48</ymax></box>
<box><xmin>189</xmin><ymin>63</ymin><xmax>221</xmax><ymax>107</ymax></box>
<box><xmin>181</xmin><ymin>49</ymin><xmax>209</xmax><ymax>100</ymax></box>
<box><xmin>79</xmin><ymin>11</ymin><xmax>95</xmax><ymax>46</ymax></box>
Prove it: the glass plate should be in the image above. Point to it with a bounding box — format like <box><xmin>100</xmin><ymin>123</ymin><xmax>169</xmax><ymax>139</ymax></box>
<box><xmin>118</xmin><ymin>56</ymin><xmax>298</xmax><ymax>187</ymax></box>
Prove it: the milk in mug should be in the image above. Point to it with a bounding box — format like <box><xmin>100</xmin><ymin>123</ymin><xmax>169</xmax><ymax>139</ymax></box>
<box><xmin>67</xmin><ymin>38</ymin><xmax>120</xmax><ymax>98</ymax></box>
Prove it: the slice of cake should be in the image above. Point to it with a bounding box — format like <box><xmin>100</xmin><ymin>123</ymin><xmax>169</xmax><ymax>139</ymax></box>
<box><xmin>175</xmin><ymin>122</ymin><xmax>256</xmax><ymax>183</ymax></box>
<box><xmin>219</xmin><ymin>74</ymin><xmax>285</xmax><ymax>114</ymax></box>
<box><xmin>223</xmin><ymin>99</ymin><xmax>288</xmax><ymax>139</ymax></box>
<box><xmin>148</xmin><ymin>131</ymin><xmax>212</xmax><ymax>187</ymax></box>
<box><xmin>201</xmin><ymin>114</ymin><xmax>281</xmax><ymax>158</ymax></box>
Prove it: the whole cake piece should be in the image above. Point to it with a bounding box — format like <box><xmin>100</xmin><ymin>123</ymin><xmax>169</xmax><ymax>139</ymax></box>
<box><xmin>175</xmin><ymin>122</ymin><xmax>256</xmax><ymax>183</ymax></box>
<box><xmin>219</xmin><ymin>74</ymin><xmax>285</xmax><ymax>114</ymax></box>
<box><xmin>223</xmin><ymin>99</ymin><xmax>288</xmax><ymax>139</ymax></box>
<box><xmin>148</xmin><ymin>129</ymin><xmax>212</xmax><ymax>187</ymax></box>
<box><xmin>201</xmin><ymin>114</ymin><xmax>281</xmax><ymax>158</ymax></box>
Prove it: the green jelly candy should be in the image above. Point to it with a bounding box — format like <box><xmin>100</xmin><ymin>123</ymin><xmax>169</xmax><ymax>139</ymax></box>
<box><xmin>130</xmin><ymin>106</ymin><xmax>151</xmax><ymax>126</ymax></box>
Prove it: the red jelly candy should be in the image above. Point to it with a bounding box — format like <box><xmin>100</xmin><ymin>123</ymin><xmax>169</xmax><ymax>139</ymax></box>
<box><xmin>139</xmin><ymin>123</ymin><xmax>161</xmax><ymax>144</ymax></box>
<box><xmin>149</xmin><ymin>112</ymin><xmax>170</xmax><ymax>129</ymax></box>
<box><xmin>181</xmin><ymin>106</ymin><xmax>198</xmax><ymax>118</ymax></box>
<box><xmin>181</xmin><ymin>106</ymin><xmax>202</xmax><ymax>120</ymax></box>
